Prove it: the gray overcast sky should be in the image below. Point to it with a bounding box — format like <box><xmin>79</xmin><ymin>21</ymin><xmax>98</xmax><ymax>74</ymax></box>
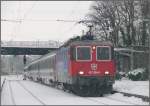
<box><xmin>1</xmin><ymin>1</ymin><xmax>93</xmax><ymax>42</ymax></box>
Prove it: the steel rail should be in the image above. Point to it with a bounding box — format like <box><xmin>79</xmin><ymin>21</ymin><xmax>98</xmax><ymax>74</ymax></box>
<box><xmin>17</xmin><ymin>81</ymin><xmax>46</xmax><ymax>105</ymax></box>
<box><xmin>1</xmin><ymin>78</ymin><xmax>6</xmax><ymax>92</ymax></box>
<box><xmin>113</xmin><ymin>90</ymin><xmax>150</xmax><ymax>102</ymax></box>
<box><xmin>8</xmin><ymin>81</ymin><xmax>16</xmax><ymax>105</ymax></box>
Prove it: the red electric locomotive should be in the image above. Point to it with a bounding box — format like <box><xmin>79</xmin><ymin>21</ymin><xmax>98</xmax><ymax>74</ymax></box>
<box><xmin>24</xmin><ymin>40</ymin><xmax>116</xmax><ymax>96</ymax></box>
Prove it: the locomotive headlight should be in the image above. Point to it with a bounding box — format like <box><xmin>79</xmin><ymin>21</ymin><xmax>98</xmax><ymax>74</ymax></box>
<box><xmin>92</xmin><ymin>46</ymin><xmax>96</xmax><ymax>50</ymax></box>
<box><xmin>105</xmin><ymin>71</ymin><xmax>109</xmax><ymax>74</ymax></box>
<box><xmin>79</xmin><ymin>71</ymin><xmax>84</xmax><ymax>75</ymax></box>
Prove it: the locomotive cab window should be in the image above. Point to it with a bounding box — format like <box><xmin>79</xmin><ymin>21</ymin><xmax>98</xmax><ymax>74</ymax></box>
<box><xmin>96</xmin><ymin>46</ymin><xmax>111</xmax><ymax>60</ymax></box>
<box><xmin>76</xmin><ymin>46</ymin><xmax>91</xmax><ymax>61</ymax></box>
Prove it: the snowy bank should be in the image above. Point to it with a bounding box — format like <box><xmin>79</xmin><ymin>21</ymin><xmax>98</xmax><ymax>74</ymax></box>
<box><xmin>113</xmin><ymin>79</ymin><xmax>149</xmax><ymax>97</ymax></box>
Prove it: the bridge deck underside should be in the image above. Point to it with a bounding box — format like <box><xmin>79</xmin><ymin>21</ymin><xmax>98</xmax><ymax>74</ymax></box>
<box><xmin>1</xmin><ymin>47</ymin><xmax>58</xmax><ymax>55</ymax></box>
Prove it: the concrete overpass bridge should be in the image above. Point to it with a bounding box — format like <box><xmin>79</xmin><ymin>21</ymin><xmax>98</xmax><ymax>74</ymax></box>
<box><xmin>1</xmin><ymin>41</ymin><xmax>61</xmax><ymax>55</ymax></box>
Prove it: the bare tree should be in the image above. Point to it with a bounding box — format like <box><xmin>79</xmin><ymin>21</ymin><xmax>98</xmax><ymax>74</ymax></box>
<box><xmin>140</xmin><ymin>0</ymin><xmax>150</xmax><ymax>46</ymax></box>
<box><xmin>87</xmin><ymin>1</ymin><xmax>121</xmax><ymax>46</ymax></box>
<box><xmin>87</xmin><ymin>0</ymin><xmax>150</xmax><ymax>47</ymax></box>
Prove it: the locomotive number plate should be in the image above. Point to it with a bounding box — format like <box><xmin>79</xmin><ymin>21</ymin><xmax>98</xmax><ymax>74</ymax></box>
<box><xmin>88</xmin><ymin>71</ymin><xmax>100</xmax><ymax>74</ymax></box>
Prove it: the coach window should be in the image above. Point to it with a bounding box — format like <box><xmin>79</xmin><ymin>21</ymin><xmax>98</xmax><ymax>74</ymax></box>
<box><xmin>96</xmin><ymin>46</ymin><xmax>111</xmax><ymax>60</ymax></box>
<box><xmin>76</xmin><ymin>46</ymin><xmax>91</xmax><ymax>61</ymax></box>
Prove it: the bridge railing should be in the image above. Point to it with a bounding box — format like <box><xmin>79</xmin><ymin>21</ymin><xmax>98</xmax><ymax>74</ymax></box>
<box><xmin>1</xmin><ymin>41</ymin><xmax>61</xmax><ymax>48</ymax></box>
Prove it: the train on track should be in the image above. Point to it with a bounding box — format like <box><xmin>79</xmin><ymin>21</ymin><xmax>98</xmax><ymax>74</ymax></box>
<box><xmin>24</xmin><ymin>39</ymin><xmax>116</xmax><ymax>96</ymax></box>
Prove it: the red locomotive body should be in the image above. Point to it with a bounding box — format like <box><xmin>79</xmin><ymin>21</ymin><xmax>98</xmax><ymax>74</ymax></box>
<box><xmin>69</xmin><ymin>41</ymin><xmax>115</xmax><ymax>77</ymax></box>
<box><xmin>24</xmin><ymin>40</ymin><xmax>116</xmax><ymax>96</ymax></box>
<box><xmin>67</xmin><ymin>41</ymin><xmax>115</xmax><ymax>96</ymax></box>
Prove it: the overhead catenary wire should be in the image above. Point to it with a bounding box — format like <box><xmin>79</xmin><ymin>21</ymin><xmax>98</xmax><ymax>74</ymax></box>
<box><xmin>1</xmin><ymin>19</ymin><xmax>79</xmax><ymax>23</ymax></box>
<box><xmin>22</xmin><ymin>1</ymin><xmax>37</xmax><ymax>21</ymax></box>
<box><xmin>57</xmin><ymin>1</ymin><xmax>78</xmax><ymax>34</ymax></box>
<box><xmin>2</xmin><ymin>1</ymin><xmax>93</xmax><ymax>42</ymax></box>
<box><xmin>1</xmin><ymin>1</ymin><xmax>92</xmax><ymax>42</ymax></box>
<box><xmin>9</xmin><ymin>2</ymin><xmax>22</xmax><ymax>41</ymax></box>
<box><xmin>2</xmin><ymin>2</ymin><xmax>38</xmax><ymax>41</ymax></box>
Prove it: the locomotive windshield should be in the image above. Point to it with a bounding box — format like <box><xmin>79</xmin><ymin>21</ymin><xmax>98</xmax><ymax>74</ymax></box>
<box><xmin>97</xmin><ymin>46</ymin><xmax>110</xmax><ymax>60</ymax></box>
<box><xmin>76</xmin><ymin>46</ymin><xmax>91</xmax><ymax>61</ymax></box>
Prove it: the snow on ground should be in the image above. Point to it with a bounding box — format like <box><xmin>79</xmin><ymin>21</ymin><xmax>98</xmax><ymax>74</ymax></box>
<box><xmin>1</xmin><ymin>75</ymin><xmax>149</xmax><ymax>105</ymax></box>
<box><xmin>17</xmin><ymin>81</ymin><xmax>102</xmax><ymax>105</ymax></box>
<box><xmin>113</xmin><ymin>78</ymin><xmax>149</xmax><ymax>97</ymax></box>
<box><xmin>1</xmin><ymin>76</ymin><xmax>103</xmax><ymax>105</ymax></box>
<box><xmin>1</xmin><ymin>74</ymin><xmax>24</xmax><ymax>90</ymax></box>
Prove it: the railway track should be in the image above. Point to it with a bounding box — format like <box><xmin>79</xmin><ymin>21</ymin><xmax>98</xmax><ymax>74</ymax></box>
<box><xmin>30</xmin><ymin>79</ymin><xmax>149</xmax><ymax>104</ymax></box>
<box><xmin>85</xmin><ymin>98</ymin><xmax>109</xmax><ymax>105</ymax></box>
<box><xmin>104</xmin><ymin>96</ymin><xmax>138</xmax><ymax>105</ymax></box>
<box><xmin>32</xmin><ymin>80</ymin><xmax>146</xmax><ymax>105</ymax></box>
<box><xmin>25</xmin><ymin>80</ymin><xmax>111</xmax><ymax>105</ymax></box>
<box><xmin>3</xmin><ymin>79</ymin><xmax>148</xmax><ymax>105</ymax></box>
<box><xmin>87</xmin><ymin>97</ymin><xmax>135</xmax><ymax>105</ymax></box>
<box><xmin>8</xmin><ymin>81</ymin><xmax>16</xmax><ymax>105</ymax></box>
<box><xmin>16</xmin><ymin>81</ymin><xmax>46</xmax><ymax>105</ymax></box>
<box><xmin>1</xmin><ymin>78</ymin><xmax>6</xmax><ymax>92</ymax></box>
<box><xmin>113</xmin><ymin>90</ymin><xmax>150</xmax><ymax>102</ymax></box>
<box><xmin>84</xmin><ymin>91</ymin><xmax>149</xmax><ymax>105</ymax></box>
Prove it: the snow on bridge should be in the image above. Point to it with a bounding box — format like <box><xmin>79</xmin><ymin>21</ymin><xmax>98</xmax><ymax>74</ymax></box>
<box><xmin>1</xmin><ymin>41</ymin><xmax>62</xmax><ymax>48</ymax></box>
